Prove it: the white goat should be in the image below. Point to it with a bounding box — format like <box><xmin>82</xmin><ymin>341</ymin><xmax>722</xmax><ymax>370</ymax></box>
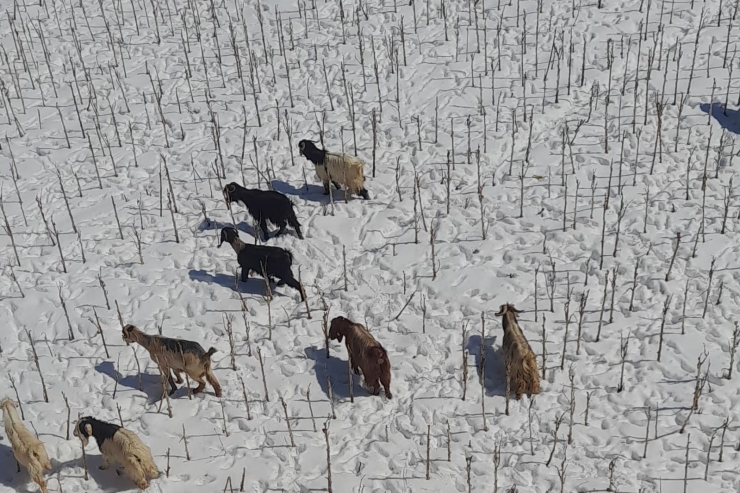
<box><xmin>1</xmin><ymin>398</ymin><xmax>52</xmax><ymax>493</ymax></box>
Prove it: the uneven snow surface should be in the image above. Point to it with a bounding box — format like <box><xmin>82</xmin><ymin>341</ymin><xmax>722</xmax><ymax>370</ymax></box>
<box><xmin>1</xmin><ymin>0</ymin><xmax>739</xmax><ymax>490</ymax></box>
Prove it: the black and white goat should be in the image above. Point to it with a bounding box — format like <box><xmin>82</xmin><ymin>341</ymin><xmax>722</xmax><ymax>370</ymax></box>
<box><xmin>73</xmin><ymin>416</ymin><xmax>159</xmax><ymax>490</ymax></box>
<box><xmin>218</xmin><ymin>227</ymin><xmax>305</xmax><ymax>301</ymax></box>
<box><xmin>298</xmin><ymin>140</ymin><xmax>370</xmax><ymax>200</ymax></box>
<box><xmin>223</xmin><ymin>182</ymin><xmax>303</xmax><ymax>240</ymax></box>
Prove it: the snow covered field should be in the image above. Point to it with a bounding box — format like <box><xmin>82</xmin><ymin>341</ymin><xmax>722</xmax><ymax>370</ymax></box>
<box><xmin>1</xmin><ymin>0</ymin><xmax>740</xmax><ymax>489</ymax></box>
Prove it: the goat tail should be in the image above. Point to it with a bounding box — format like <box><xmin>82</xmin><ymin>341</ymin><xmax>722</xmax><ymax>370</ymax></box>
<box><xmin>204</xmin><ymin>347</ymin><xmax>217</xmax><ymax>360</ymax></box>
<box><xmin>33</xmin><ymin>449</ymin><xmax>52</xmax><ymax>470</ymax></box>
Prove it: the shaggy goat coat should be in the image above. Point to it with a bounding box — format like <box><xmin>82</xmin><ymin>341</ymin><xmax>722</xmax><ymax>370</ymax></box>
<box><xmin>74</xmin><ymin>417</ymin><xmax>159</xmax><ymax>490</ymax></box>
<box><xmin>122</xmin><ymin>324</ymin><xmax>222</xmax><ymax>397</ymax></box>
<box><xmin>328</xmin><ymin>316</ymin><xmax>392</xmax><ymax>399</ymax></box>
<box><xmin>495</xmin><ymin>304</ymin><xmax>540</xmax><ymax>400</ymax></box>
<box><xmin>222</xmin><ymin>182</ymin><xmax>303</xmax><ymax>240</ymax></box>
<box><xmin>1</xmin><ymin>398</ymin><xmax>52</xmax><ymax>493</ymax></box>
<box><xmin>298</xmin><ymin>140</ymin><xmax>370</xmax><ymax>199</ymax></box>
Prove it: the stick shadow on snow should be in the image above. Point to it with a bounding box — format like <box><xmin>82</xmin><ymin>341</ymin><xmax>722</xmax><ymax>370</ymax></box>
<box><xmin>95</xmin><ymin>361</ymin><xmax>177</xmax><ymax>404</ymax></box>
<box><xmin>700</xmin><ymin>102</ymin><xmax>740</xmax><ymax>134</ymax></box>
<box><xmin>466</xmin><ymin>335</ymin><xmax>507</xmax><ymax>397</ymax></box>
<box><xmin>304</xmin><ymin>346</ymin><xmax>373</xmax><ymax>399</ymax></box>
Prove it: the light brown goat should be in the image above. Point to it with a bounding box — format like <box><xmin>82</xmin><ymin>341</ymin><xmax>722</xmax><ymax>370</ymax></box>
<box><xmin>1</xmin><ymin>398</ymin><xmax>52</xmax><ymax>493</ymax></box>
<box><xmin>122</xmin><ymin>324</ymin><xmax>222</xmax><ymax>397</ymax></box>
<box><xmin>328</xmin><ymin>316</ymin><xmax>392</xmax><ymax>399</ymax></box>
<box><xmin>495</xmin><ymin>304</ymin><xmax>540</xmax><ymax>400</ymax></box>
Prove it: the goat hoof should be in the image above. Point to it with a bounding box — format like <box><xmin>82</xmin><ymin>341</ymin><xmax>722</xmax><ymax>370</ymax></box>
<box><xmin>386</xmin><ymin>392</ymin><xmax>393</xmax><ymax>399</ymax></box>
<box><xmin>99</xmin><ymin>465</ymin><xmax>108</xmax><ymax>471</ymax></box>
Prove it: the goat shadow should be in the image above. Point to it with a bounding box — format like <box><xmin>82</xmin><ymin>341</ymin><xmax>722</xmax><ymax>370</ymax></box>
<box><xmin>188</xmin><ymin>269</ymin><xmax>296</xmax><ymax>300</ymax></box>
<box><xmin>0</xmin><ymin>440</ymin><xmax>23</xmax><ymax>493</ymax></box>
<box><xmin>304</xmin><ymin>345</ymin><xmax>373</xmax><ymax>400</ymax></box>
<box><xmin>700</xmin><ymin>102</ymin><xmax>740</xmax><ymax>134</ymax></box>
<box><xmin>54</xmin><ymin>453</ymin><xmax>154</xmax><ymax>492</ymax></box>
<box><xmin>195</xmin><ymin>217</ymin><xmax>258</xmax><ymax>239</ymax></box>
<box><xmin>272</xmin><ymin>179</ymin><xmax>357</xmax><ymax>205</ymax></box>
<box><xmin>466</xmin><ymin>335</ymin><xmax>508</xmax><ymax>397</ymax></box>
<box><xmin>95</xmin><ymin>361</ymin><xmax>187</xmax><ymax>404</ymax></box>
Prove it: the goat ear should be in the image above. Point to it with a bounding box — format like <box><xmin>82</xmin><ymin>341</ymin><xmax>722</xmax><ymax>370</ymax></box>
<box><xmin>494</xmin><ymin>305</ymin><xmax>505</xmax><ymax>317</ymax></box>
<box><xmin>228</xmin><ymin>184</ymin><xmax>236</xmax><ymax>193</ymax></box>
<box><xmin>84</xmin><ymin>423</ymin><xmax>92</xmax><ymax>436</ymax></box>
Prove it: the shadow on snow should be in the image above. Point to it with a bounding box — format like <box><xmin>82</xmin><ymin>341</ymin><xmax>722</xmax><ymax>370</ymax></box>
<box><xmin>700</xmin><ymin>102</ymin><xmax>740</xmax><ymax>134</ymax></box>
<box><xmin>304</xmin><ymin>345</ymin><xmax>377</xmax><ymax>400</ymax></box>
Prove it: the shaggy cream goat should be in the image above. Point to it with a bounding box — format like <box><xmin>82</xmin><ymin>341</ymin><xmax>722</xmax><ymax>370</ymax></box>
<box><xmin>1</xmin><ymin>398</ymin><xmax>52</xmax><ymax>493</ymax></box>
<box><xmin>495</xmin><ymin>304</ymin><xmax>540</xmax><ymax>400</ymax></box>
<box><xmin>74</xmin><ymin>416</ymin><xmax>158</xmax><ymax>490</ymax></box>
<box><xmin>298</xmin><ymin>140</ymin><xmax>370</xmax><ymax>200</ymax></box>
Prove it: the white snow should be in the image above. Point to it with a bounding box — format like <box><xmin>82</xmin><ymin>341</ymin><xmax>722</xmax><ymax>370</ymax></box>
<box><xmin>0</xmin><ymin>0</ymin><xmax>739</xmax><ymax>490</ymax></box>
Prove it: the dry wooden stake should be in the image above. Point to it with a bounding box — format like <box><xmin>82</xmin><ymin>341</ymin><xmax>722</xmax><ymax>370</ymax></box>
<box><xmin>182</xmin><ymin>424</ymin><xmax>190</xmax><ymax>460</ymax></box>
<box><xmin>618</xmin><ymin>331</ymin><xmax>630</xmax><ymax>392</ymax></box>
<box><xmin>726</xmin><ymin>322</ymin><xmax>739</xmax><ymax>379</ymax></box>
<box><xmin>323</xmin><ymin>422</ymin><xmax>333</xmax><ymax>493</ymax></box>
<box><xmin>425</xmin><ymin>424</ymin><xmax>431</xmax><ymax>480</ymax></box>
<box><xmin>545</xmin><ymin>413</ymin><xmax>565</xmax><ymax>467</ymax></box>
<box><xmin>257</xmin><ymin>348</ymin><xmax>270</xmax><ymax>402</ymax></box>
<box><xmin>27</xmin><ymin>330</ymin><xmax>48</xmax><ymax>403</ymax></box>
<box><xmin>8</xmin><ymin>374</ymin><xmax>23</xmax><ymax>420</ymax></box>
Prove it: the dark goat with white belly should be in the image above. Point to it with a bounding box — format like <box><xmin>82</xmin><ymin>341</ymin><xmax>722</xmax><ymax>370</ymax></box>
<box><xmin>218</xmin><ymin>226</ymin><xmax>305</xmax><ymax>301</ymax></box>
<box><xmin>223</xmin><ymin>182</ymin><xmax>303</xmax><ymax>240</ymax></box>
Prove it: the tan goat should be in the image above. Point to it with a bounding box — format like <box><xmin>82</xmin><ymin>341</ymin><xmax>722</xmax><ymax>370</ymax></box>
<box><xmin>121</xmin><ymin>324</ymin><xmax>222</xmax><ymax>397</ymax></box>
<box><xmin>74</xmin><ymin>416</ymin><xmax>158</xmax><ymax>490</ymax></box>
<box><xmin>328</xmin><ymin>316</ymin><xmax>392</xmax><ymax>399</ymax></box>
<box><xmin>1</xmin><ymin>397</ymin><xmax>52</xmax><ymax>493</ymax></box>
<box><xmin>495</xmin><ymin>304</ymin><xmax>540</xmax><ymax>400</ymax></box>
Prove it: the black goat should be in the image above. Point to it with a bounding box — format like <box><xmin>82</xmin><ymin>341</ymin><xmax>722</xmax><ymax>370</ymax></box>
<box><xmin>218</xmin><ymin>227</ymin><xmax>305</xmax><ymax>301</ymax></box>
<box><xmin>223</xmin><ymin>182</ymin><xmax>303</xmax><ymax>240</ymax></box>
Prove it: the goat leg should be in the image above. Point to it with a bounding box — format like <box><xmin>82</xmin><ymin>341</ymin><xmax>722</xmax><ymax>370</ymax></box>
<box><xmin>322</xmin><ymin>181</ymin><xmax>330</xmax><ymax>195</ymax></box>
<box><xmin>16</xmin><ymin>460</ymin><xmax>20</xmax><ymax>473</ymax></box>
<box><xmin>259</xmin><ymin>218</ymin><xmax>270</xmax><ymax>240</ymax></box>
<box><xmin>332</xmin><ymin>180</ymin><xmax>342</xmax><ymax>190</ymax></box>
<box><xmin>381</xmin><ymin>376</ymin><xmax>392</xmax><ymax>399</ymax></box>
<box><xmin>241</xmin><ymin>268</ymin><xmax>249</xmax><ymax>282</ymax></box>
<box><xmin>167</xmin><ymin>372</ymin><xmax>178</xmax><ymax>396</ymax></box>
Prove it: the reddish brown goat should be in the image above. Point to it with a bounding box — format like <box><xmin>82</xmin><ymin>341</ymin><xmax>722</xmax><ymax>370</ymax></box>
<box><xmin>328</xmin><ymin>316</ymin><xmax>392</xmax><ymax>399</ymax></box>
